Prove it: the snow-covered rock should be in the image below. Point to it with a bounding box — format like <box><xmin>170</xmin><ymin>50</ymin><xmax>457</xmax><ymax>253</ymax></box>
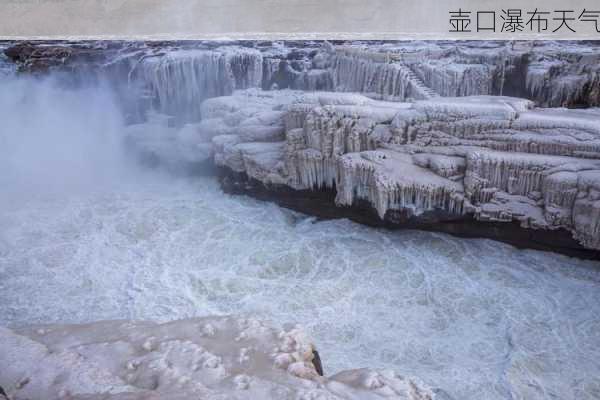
<box><xmin>206</xmin><ymin>89</ymin><xmax>600</xmax><ymax>251</ymax></box>
<box><xmin>5</xmin><ymin>41</ymin><xmax>599</xmax><ymax>251</ymax></box>
<box><xmin>135</xmin><ymin>47</ymin><xmax>263</xmax><ymax>120</ymax></box>
<box><xmin>330</xmin><ymin>41</ymin><xmax>600</xmax><ymax>107</ymax></box>
<box><xmin>0</xmin><ymin>317</ymin><xmax>437</xmax><ymax>400</ymax></box>
<box><xmin>6</xmin><ymin>41</ymin><xmax>600</xmax><ymax>114</ymax></box>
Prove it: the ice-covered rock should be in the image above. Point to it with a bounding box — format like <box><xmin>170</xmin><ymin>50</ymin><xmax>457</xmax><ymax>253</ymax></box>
<box><xmin>525</xmin><ymin>43</ymin><xmax>600</xmax><ymax>107</ymax></box>
<box><xmin>5</xmin><ymin>41</ymin><xmax>599</xmax><ymax>251</ymax></box>
<box><xmin>6</xmin><ymin>41</ymin><xmax>600</xmax><ymax>112</ymax></box>
<box><xmin>332</xmin><ymin>49</ymin><xmax>431</xmax><ymax>101</ymax></box>
<box><xmin>0</xmin><ymin>317</ymin><xmax>437</xmax><ymax>400</ymax></box>
<box><xmin>133</xmin><ymin>47</ymin><xmax>263</xmax><ymax>121</ymax></box>
<box><xmin>335</xmin><ymin>150</ymin><xmax>465</xmax><ymax>219</ymax></box>
<box><xmin>329</xmin><ymin>42</ymin><xmax>600</xmax><ymax>107</ymax></box>
<box><xmin>207</xmin><ymin>90</ymin><xmax>600</xmax><ymax>251</ymax></box>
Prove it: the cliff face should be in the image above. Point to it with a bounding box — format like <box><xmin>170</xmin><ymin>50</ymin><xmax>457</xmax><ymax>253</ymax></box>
<box><xmin>182</xmin><ymin>90</ymin><xmax>600</xmax><ymax>255</ymax></box>
<box><xmin>5</xmin><ymin>41</ymin><xmax>600</xmax><ymax>110</ymax></box>
<box><xmin>329</xmin><ymin>42</ymin><xmax>600</xmax><ymax>107</ymax></box>
<box><xmin>4</xmin><ymin>40</ymin><xmax>600</xmax><ymax>255</ymax></box>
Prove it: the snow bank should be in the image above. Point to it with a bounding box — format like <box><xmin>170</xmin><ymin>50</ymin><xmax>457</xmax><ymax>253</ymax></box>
<box><xmin>0</xmin><ymin>317</ymin><xmax>437</xmax><ymax>400</ymax></box>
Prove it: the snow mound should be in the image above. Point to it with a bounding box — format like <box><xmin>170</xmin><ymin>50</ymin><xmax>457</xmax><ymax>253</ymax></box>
<box><xmin>0</xmin><ymin>317</ymin><xmax>438</xmax><ymax>400</ymax></box>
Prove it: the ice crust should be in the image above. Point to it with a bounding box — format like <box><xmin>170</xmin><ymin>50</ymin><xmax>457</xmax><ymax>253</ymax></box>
<box><xmin>113</xmin><ymin>41</ymin><xmax>600</xmax><ymax>124</ymax></box>
<box><xmin>192</xmin><ymin>90</ymin><xmax>600</xmax><ymax>249</ymax></box>
<box><xmin>0</xmin><ymin>317</ymin><xmax>435</xmax><ymax>400</ymax></box>
<box><xmin>6</xmin><ymin>41</ymin><xmax>600</xmax><ymax>118</ymax></box>
<box><xmin>134</xmin><ymin>47</ymin><xmax>263</xmax><ymax>121</ymax></box>
<box><xmin>331</xmin><ymin>42</ymin><xmax>600</xmax><ymax>107</ymax></box>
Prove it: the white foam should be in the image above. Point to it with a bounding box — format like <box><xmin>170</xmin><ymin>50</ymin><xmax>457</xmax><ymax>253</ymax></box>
<box><xmin>1</xmin><ymin>174</ymin><xmax>599</xmax><ymax>400</ymax></box>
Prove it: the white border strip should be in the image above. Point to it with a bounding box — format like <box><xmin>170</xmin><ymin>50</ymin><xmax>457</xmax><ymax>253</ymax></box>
<box><xmin>1</xmin><ymin>0</ymin><xmax>600</xmax><ymax>39</ymax></box>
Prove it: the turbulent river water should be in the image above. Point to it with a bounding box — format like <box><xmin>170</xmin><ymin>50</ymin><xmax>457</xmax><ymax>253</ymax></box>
<box><xmin>1</xmin><ymin>76</ymin><xmax>600</xmax><ymax>400</ymax></box>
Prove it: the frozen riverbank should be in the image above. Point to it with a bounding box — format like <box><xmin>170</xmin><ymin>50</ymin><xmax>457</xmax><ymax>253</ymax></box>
<box><xmin>0</xmin><ymin>316</ymin><xmax>438</xmax><ymax>400</ymax></box>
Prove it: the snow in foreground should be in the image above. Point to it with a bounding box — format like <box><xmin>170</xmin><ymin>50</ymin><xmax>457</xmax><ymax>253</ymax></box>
<box><xmin>0</xmin><ymin>316</ymin><xmax>436</xmax><ymax>400</ymax></box>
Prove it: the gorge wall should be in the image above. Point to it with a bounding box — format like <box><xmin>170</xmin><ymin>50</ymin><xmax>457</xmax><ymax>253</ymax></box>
<box><xmin>6</xmin><ymin>41</ymin><xmax>600</xmax><ymax>110</ymax></box>
<box><xmin>193</xmin><ymin>90</ymin><xmax>600</xmax><ymax>257</ymax></box>
<box><xmin>4</xmin><ymin>40</ymin><xmax>600</xmax><ymax>257</ymax></box>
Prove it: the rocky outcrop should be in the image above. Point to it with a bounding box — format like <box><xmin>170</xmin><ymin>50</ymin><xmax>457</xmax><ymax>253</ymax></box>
<box><xmin>5</xmin><ymin>41</ymin><xmax>600</xmax><ymax>110</ymax></box>
<box><xmin>3</xmin><ymin>42</ymin><xmax>75</xmax><ymax>72</ymax></box>
<box><xmin>0</xmin><ymin>317</ymin><xmax>438</xmax><ymax>400</ymax></box>
<box><xmin>5</xmin><ymin>40</ymin><xmax>600</xmax><ymax>255</ymax></box>
<box><xmin>177</xmin><ymin>89</ymin><xmax>600</xmax><ymax>257</ymax></box>
<box><xmin>327</xmin><ymin>42</ymin><xmax>600</xmax><ymax>107</ymax></box>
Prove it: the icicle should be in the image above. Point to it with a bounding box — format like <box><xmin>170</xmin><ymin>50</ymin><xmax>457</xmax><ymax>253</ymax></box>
<box><xmin>133</xmin><ymin>48</ymin><xmax>262</xmax><ymax>121</ymax></box>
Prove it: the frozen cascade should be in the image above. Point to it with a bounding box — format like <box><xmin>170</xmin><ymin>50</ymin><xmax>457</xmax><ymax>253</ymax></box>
<box><xmin>262</xmin><ymin>57</ymin><xmax>281</xmax><ymax>89</ymax></box>
<box><xmin>124</xmin><ymin>42</ymin><xmax>600</xmax><ymax>109</ymax></box>
<box><xmin>332</xmin><ymin>52</ymin><xmax>430</xmax><ymax>101</ymax></box>
<box><xmin>330</xmin><ymin>43</ymin><xmax>600</xmax><ymax>107</ymax></box>
<box><xmin>5</xmin><ymin>41</ymin><xmax>600</xmax><ymax>110</ymax></box>
<box><xmin>525</xmin><ymin>58</ymin><xmax>600</xmax><ymax>107</ymax></box>
<box><xmin>412</xmin><ymin>61</ymin><xmax>493</xmax><ymax>97</ymax></box>
<box><xmin>133</xmin><ymin>48</ymin><xmax>263</xmax><ymax>121</ymax></box>
<box><xmin>335</xmin><ymin>151</ymin><xmax>465</xmax><ymax>218</ymax></box>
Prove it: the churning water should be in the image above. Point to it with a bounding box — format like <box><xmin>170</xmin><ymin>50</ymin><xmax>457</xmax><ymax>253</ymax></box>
<box><xmin>1</xmin><ymin>75</ymin><xmax>600</xmax><ymax>400</ymax></box>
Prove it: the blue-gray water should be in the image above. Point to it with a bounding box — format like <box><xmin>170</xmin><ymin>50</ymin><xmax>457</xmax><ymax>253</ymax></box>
<box><xmin>1</xmin><ymin>73</ymin><xmax>600</xmax><ymax>400</ymax></box>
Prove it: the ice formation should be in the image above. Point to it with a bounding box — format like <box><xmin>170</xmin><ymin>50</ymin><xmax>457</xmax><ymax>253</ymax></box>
<box><xmin>115</xmin><ymin>41</ymin><xmax>600</xmax><ymax>244</ymax></box>
<box><xmin>331</xmin><ymin>47</ymin><xmax>436</xmax><ymax>101</ymax></box>
<box><xmin>16</xmin><ymin>39</ymin><xmax>591</xmax><ymax>246</ymax></box>
<box><xmin>3</xmin><ymin>39</ymin><xmax>600</xmax><ymax>400</ymax></box>
<box><xmin>197</xmin><ymin>90</ymin><xmax>600</xmax><ymax>250</ymax></box>
<box><xmin>7</xmin><ymin>41</ymin><xmax>600</xmax><ymax>111</ymax></box>
<box><xmin>133</xmin><ymin>47</ymin><xmax>263</xmax><ymax>120</ymax></box>
<box><xmin>128</xmin><ymin>41</ymin><xmax>600</xmax><ymax>109</ymax></box>
<box><xmin>0</xmin><ymin>317</ymin><xmax>436</xmax><ymax>400</ymax></box>
<box><xmin>0</xmin><ymin>44</ymin><xmax>15</xmax><ymax>76</ymax></box>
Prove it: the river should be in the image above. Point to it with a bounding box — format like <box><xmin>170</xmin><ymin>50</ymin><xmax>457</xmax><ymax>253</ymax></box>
<box><xmin>1</xmin><ymin>70</ymin><xmax>600</xmax><ymax>400</ymax></box>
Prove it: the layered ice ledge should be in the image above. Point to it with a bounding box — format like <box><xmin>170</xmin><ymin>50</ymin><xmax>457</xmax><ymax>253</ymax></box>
<box><xmin>130</xmin><ymin>90</ymin><xmax>600</xmax><ymax>251</ymax></box>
